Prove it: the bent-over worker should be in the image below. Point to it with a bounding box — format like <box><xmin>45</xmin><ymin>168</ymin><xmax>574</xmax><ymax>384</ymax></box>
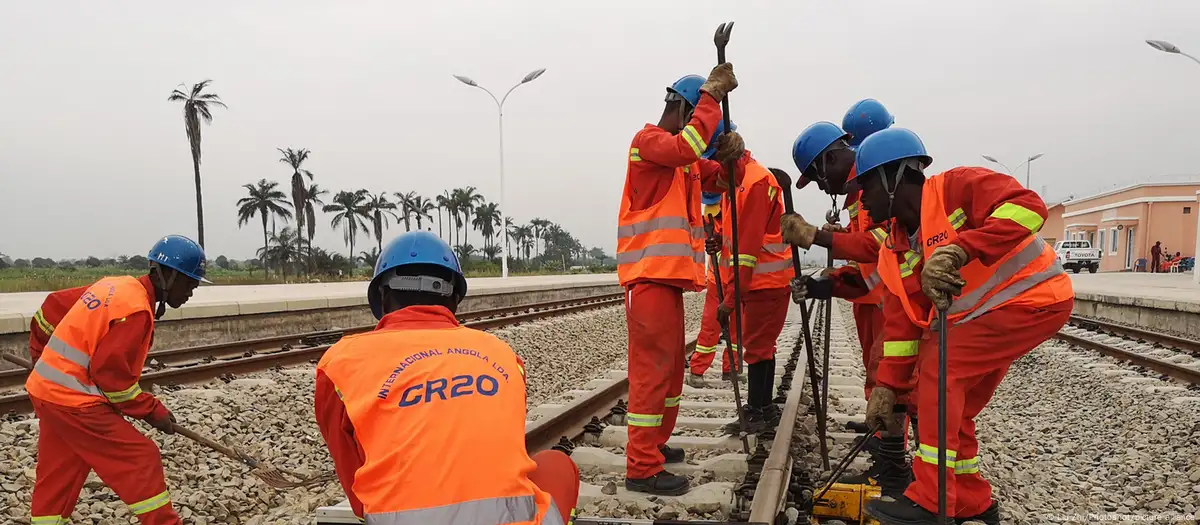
<box><xmin>316</xmin><ymin>231</ymin><xmax>580</xmax><ymax>524</ymax></box>
<box><xmin>27</xmin><ymin>235</ymin><xmax>209</xmax><ymax>525</ymax></box>
<box><xmin>687</xmin><ymin>191</ymin><xmax>735</xmax><ymax>385</ymax></box>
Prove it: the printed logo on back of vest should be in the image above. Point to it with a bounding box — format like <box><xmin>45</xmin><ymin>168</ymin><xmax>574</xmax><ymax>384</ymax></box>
<box><xmin>80</xmin><ymin>291</ymin><xmax>102</xmax><ymax>310</ymax></box>
<box><xmin>397</xmin><ymin>374</ymin><xmax>500</xmax><ymax>408</ymax></box>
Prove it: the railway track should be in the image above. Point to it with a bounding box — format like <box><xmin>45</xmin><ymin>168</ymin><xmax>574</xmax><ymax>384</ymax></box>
<box><xmin>0</xmin><ymin>292</ymin><xmax>626</xmax><ymax>415</ymax></box>
<box><xmin>1057</xmin><ymin>315</ymin><xmax>1200</xmax><ymax>386</ymax></box>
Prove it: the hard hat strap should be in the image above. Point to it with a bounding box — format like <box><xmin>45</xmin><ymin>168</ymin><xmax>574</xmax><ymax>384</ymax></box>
<box><xmin>150</xmin><ymin>263</ymin><xmax>177</xmax><ymax>320</ymax></box>
<box><xmin>381</xmin><ymin>274</ymin><xmax>455</xmax><ymax>297</ymax></box>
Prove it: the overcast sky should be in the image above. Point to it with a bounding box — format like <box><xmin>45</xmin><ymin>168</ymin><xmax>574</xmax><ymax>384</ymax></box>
<box><xmin>2</xmin><ymin>1</ymin><xmax>1199</xmax><ymax>261</ymax></box>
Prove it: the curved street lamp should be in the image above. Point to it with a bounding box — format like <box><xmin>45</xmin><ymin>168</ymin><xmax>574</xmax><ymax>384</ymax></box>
<box><xmin>1146</xmin><ymin>39</ymin><xmax>1200</xmax><ymax>283</ymax></box>
<box><xmin>453</xmin><ymin>68</ymin><xmax>547</xmax><ymax>279</ymax></box>
<box><xmin>981</xmin><ymin>153</ymin><xmax>1044</xmax><ymax>188</ymax></box>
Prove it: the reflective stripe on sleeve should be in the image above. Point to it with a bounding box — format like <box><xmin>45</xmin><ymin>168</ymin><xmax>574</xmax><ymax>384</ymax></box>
<box><xmin>32</xmin><ymin>359</ymin><xmax>101</xmax><ymax>396</ymax></box>
<box><xmin>103</xmin><ymin>383</ymin><xmax>143</xmax><ymax>404</ymax></box>
<box><xmin>46</xmin><ymin>336</ymin><xmax>91</xmax><ymax>368</ymax></box>
<box><xmin>948</xmin><ymin>208</ymin><xmax>967</xmax><ymax>230</ymax></box>
<box><xmin>863</xmin><ymin>270</ymin><xmax>882</xmax><ymax>291</ymax></box>
<box><xmin>365</xmin><ymin>495</ymin><xmax>540</xmax><ymax>525</ymax></box>
<box><xmin>869</xmin><ymin>228</ymin><xmax>887</xmax><ymax>244</ymax></box>
<box><xmin>626</xmin><ymin>413</ymin><xmax>664</xmax><ymax>427</ymax></box>
<box><xmin>664</xmin><ymin>395</ymin><xmax>681</xmax><ymax>408</ymax></box>
<box><xmin>32</xmin><ymin>309</ymin><xmax>55</xmax><ymax>336</ymax></box>
<box><xmin>990</xmin><ymin>202</ymin><xmax>1044</xmax><ymax>233</ymax></box>
<box><xmin>883</xmin><ymin>340</ymin><xmax>918</xmax><ymax>357</ymax></box>
<box><xmin>630</xmin><ymin>147</ymin><xmax>642</xmax><ymax>162</ymax></box>
<box><xmin>129</xmin><ymin>490</ymin><xmax>171</xmax><ymax>515</ymax></box>
<box><xmin>681</xmin><ymin>125</ymin><xmax>707</xmax><ymax>157</ymax></box>
<box><xmin>737</xmin><ymin>254</ymin><xmax>757</xmax><ymax>268</ymax></box>
<box><xmin>693</xmin><ymin>344</ymin><xmax>717</xmax><ymax>354</ymax></box>
<box><xmin>954</xmin><ymin>456</ymin><xmax>980</xmax><ymax>474</ymax></box>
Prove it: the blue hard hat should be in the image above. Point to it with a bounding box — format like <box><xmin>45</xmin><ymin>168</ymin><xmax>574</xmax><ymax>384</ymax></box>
<box><xmin>666</xmin><ymin>74</ymin><xmax>705</xmax><ymax>108</ymax></box>
<box><xmin>148</xmin><ymin>235</ymin><xmax>211</xmax><ymax>283</ymax></box>
<box><xmin>368</xmin><ymin>231</ymin><xmax>467</xmax><ymax>319</ymax></box>
<box><xmin>851</xmin><ymin>127</ymin><xmax>932</xmax><ymax>184</ymax></box>
<box><xmin>701</xmin><ymin>120</ymin><xmax>737</xmax><ymax>160</ymax></box>
<box><xmin>701</xmin><ymin>192</ymin><xmax>722</xmax><ymax>206</ymax></box>
<box><xmin>792</xmin><ymin>121</ymin><xmax>849</xmax><ymax>176</ymax></box>
<box><xmin>843</xmin><ymin>99</ymin><xmax>895</xmax><ymax>147</ymax></box>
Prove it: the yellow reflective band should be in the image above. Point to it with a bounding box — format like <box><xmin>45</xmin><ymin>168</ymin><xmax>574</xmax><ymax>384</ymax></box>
<box><xmin>129</xmin><ymin>490</ymin><xmax>171</xmax><ymax>515</ymax></box>
<box><xmin>870</xmin><ymin>228</ymin><xmax>887</xmax><ymax>244</ymax></box>
<box><xmin>517</xmin><ymin>364</ymin><xmax>525</xmax><ymax>378</ymax></box>
<box><xmin>103</xmin><ymin>383</ymin><xmax>143</xmax><ymax>404</ymax></box>
<box><xmin>334</xmin><ymin>386</ymin><xmax>344</xmax><ymax>400</ymax></box>
<box><xmin>31</xmin><ymin>516</ymin><xmax>65</xmax><ymax>525</ymax></box>
<box><xmin>693</xmin><ymin>344</ymin><xmax>717</xmax><ymax>354</ymax></box>
<box><xmin>768</xmin><ymin>186</ymin><xmax>778</xmax><ymax>200</ymax></box>
<box><xmin>883</xmin><ymin>340</ymin><xmax>918</xmax><ymax>357</ymax></box>
<box><xmin>626</xmin><ymin>413</ymin><xmax>664</xmax><ymax>427</ymax></box>
<box><xmin>899</xmin><ymin>250</ymin><xmax>921</xmax><ymax>278</ymax></box>
<box><xmin>990</xmin><ymin>202</ymin><xmax>1044</xmax><ymax>233</ymax></box>
<box><xmin>629</xmin><ymin>147</ymin><xmax>642</xmax><ymax>162</ymax></box>
<box><xmin>32</xmin><ymin>309</ymin><xmax>55</xmax><ymax>336</ymax></box>
<box><xmin>948</xmin><ymin>208</ymin><xmax>967</xmax><ymax>230</ymax></box>
<box><xmin>954</xmin><ymin>456</ymin><xmax>980</xmax><ymax>474</ymax></box>
<box><xmin>737</xmin><ymin>254</ymin><xmax>757</xmax><ymax>267</ymax></box>
<box><xmin>664</xmin><ymin>395</ymin><xmax>681</xmax><ymax>408</ymax></box>
<box><xmin>848</xmin><ymin>202</ymin><xmax>861</xmax><ymax>216</ymax></box>
<box><xmin>681</xmin><ymin>125</ymin><xmax>707</xmax><ymax>157</ymax></box>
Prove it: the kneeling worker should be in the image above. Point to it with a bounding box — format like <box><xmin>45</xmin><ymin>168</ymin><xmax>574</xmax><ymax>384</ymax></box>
<box><xmin>28</xmin><ymin>235</ymin><xmax>208</xmax><ymax>525</ymax></box>
<box><xmin>847</xmin><ymin>128</ymin><xmax>1073</xmax><ymax>525</ymax></box>
<box><xmin>316</xmin><ymin>231</ymin><xmax>580</xmax><ymax>525</ymax></box>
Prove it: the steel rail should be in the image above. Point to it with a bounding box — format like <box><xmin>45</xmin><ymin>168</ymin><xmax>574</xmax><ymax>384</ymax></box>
<box><xmin>1054</xmin><ymin>329</ymin><xmax>1200</xmax><ymax>386</ymax></box>
<box><xmin>1067</xmin><ymin>315</ymin><xmax>1200</xmax><ymax>357</ymax></box>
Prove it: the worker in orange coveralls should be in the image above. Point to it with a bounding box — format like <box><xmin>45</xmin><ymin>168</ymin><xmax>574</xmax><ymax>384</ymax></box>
<box><xmin>686</xmin><ymin>191</ymin><xmax>735</xmax><ymax>386</ymax></box>
<box><xmin>833</xmin><ymin>128</ymin><xmax>1074</xmax><ymax>525</ymax></box>
<box><xmin>617</xmin><ymin>62</ymin><xmax>744</xmax><ymax>495</ymax></box>
<box><xmin>315</xmin><ymin>231</ymin><xmax>580</xmax><ymax>524</ymax></box>
<box><xmin>26</xmin><ymin>235</ymin><xmax>209</xmax><ymax>525</ymax></box>
<box><xmin>705</xmin><ymin>156</ymin><xmax>795</xmax><ymax>435</ymax></box>
<box><xmin>27</xmin><ymin>284</ymin><xmax>90</xmax><ymax>364</ymax></box>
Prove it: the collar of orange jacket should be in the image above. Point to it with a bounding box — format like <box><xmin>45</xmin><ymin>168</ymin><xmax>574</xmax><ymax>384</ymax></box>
<box><xmin>375</xmin><ymin>305</ymin><xmax>461</xmax><ymax>331</ymax></box>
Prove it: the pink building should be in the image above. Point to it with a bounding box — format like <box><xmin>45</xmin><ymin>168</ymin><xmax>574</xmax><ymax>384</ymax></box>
<box><xmin>1042</xmin><ymin>182</ymin><xmax>1199</xmax><ymax>272</ymax></box>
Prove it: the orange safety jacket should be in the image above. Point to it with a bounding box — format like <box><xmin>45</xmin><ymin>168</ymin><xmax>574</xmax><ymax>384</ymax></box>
<box><xmin>844</xmin><ymin>196</ymin><xmax>888</xmax><ymax>305</ymax></box>
<box><xmin>617</xmin><ymin>162</ymin><xmax>707</xmax><ymax>289</ymax></box>
<box><xmin>316</xmin><ymin>319</ymin><xmax>565</xmax><ymax>525</ymax></box>
<box><xmin>721</xmin><ymin>161</ymin><xmax>794</xmax><ymax>291</ymax></box>
<box><xmin>25</xmin><ymin>276</ymin><xmax>154</xmax><ymax>407</ymax></box>
<box><xmin>876</xmin><ymin>172</ymin><xmax>1072</xmax><ymax>330</ymax></box>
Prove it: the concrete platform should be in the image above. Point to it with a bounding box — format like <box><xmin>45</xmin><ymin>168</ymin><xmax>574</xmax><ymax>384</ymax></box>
<box><xmin>1069</xmin><ymin>273</ymin><xmax>1200</xmax><ymax>335</ymax></box>
<box><xmin>0</xmin><ymin>273</ymin><xmax>620</xmax><ymax>360</ymax></box>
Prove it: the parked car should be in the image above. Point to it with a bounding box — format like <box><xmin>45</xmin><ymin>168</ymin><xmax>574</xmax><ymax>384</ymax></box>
<box><xmin>1053</xmin><ymin>240</ymin><xmax>1100</xmax><ymax>273</ymax></box>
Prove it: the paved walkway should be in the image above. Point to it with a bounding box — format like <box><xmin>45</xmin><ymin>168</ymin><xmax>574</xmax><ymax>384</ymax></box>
<box><xmin>1069</xmin><ymin>272</ymin><xmax>1199</xmax><ymax>311</ymax></box>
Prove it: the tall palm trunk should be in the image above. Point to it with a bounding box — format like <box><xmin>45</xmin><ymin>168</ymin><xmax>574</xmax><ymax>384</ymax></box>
<box><xmin>260</xmin><ymin>214</ymin><xmax>270</xmax><ymax>273</ymax></box>
<box><xmin>291</xmin><ymin>172</ymin><xmax>306</xmax><ymax>276</ymax></box>
<box><xmin>193</xmin><ymin>156</ymin><xmax>205</xmax><ymax>248</ymax></box>
<box><xmin>437</xmin><ymin>211</ymin><xmax>443</xmax><ymax>239</ymax></box>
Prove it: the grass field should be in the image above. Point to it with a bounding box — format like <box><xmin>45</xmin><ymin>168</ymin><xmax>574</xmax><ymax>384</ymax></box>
<box><xmin>0</xmin><ymin>265</ymin><xmax>601</xmax><ymax>293</ymax></box>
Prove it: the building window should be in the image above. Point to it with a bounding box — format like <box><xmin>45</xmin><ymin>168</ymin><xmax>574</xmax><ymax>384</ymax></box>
<box><xmin>1098</xmin><ymin>230</ymin><xmax>1105</xmax><ymax>254</ymax></box>
<box><xmin>1185</xmin><ymin>206</ymin><xmax>1192</xmax><ymax>214</ymax></box>
<box><xmin>1109</xmin><ymin>228</ymin><xmax>1118</xmax><ymax>255</ymax></box>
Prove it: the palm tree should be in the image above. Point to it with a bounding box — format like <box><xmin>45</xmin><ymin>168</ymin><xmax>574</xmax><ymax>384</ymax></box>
<box><xmin>365</xmin><ymin>191</ymin><xmax>400</xmax><ymax>251</ymax></box>
<box><xmin>393</xmin><ymin>191</ymin><xmax>418</xmax><ymax>232</ymax></box>
<box><xmin>259</xmin><ymin>226</ymin><xmax>303</xmax><ymax>279</ymax></box>
<box><xmin>324</xmin><ymin>190</ymin><xmax>371</xmax><ymax>261</ymax></box>
<box><xmin>454</xmin><ymin>243</ymin><xmax>476</xmax><ymax>262</ymax></box>
<box><xmin>411</xmin><ymin>196</ymin><xmax>435</xmax><ymax>231</ymax></box>
<box><xmin>472</xmin><ymin>202</ymin><xmax>502</xmax><ymax>250</ymax></box>
<box><xmin>168</xmin><ymin>80</ymin><xmax>226</xmax><ymax>248</ymax></box>
<box><xmin>278</xmin><ymin>148</ymin><xmax>313</xmax><ymax>270</ymax></box>
<box><xmin>236</xmin><ymin>179</ymin><xmax>293</xmax><ymax>274</ymax></box>
<box><xmin>482</xmin><ymin>245</ymin><xmax>501</xmax><ymax>262</ymax></box>
<box><xmin>303</xmin><ymin>183</ymin><xmax>330</xmax><ymax>272</ymax></box>
<box><xmin>530</xmin><ymin>217</ymin><xmax>551</xmax><ymax>258</ymax></box>
<box><xmin>451</xmin><ymin>187</ymin><xmax>485</xmax><ymax>248</ymax></box>
<box><xmin>436</xmin><ymin>191</ymin><xmax>455</xmax><ymax>244</ymax></box>
<box><xmin>516</xmin><ymin>225</ymin><xmax>535</xmax><ymax>260</ymax></box>
<box><xmin>358</xmin><ymin>247</ymin><xmax>381</xmax><ymax>269</ymax></box>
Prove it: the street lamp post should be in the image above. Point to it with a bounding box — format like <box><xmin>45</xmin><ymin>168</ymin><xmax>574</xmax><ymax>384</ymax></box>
<box><xmin>1146</xmin><ymin>39</ymin><xmax>1200</xmax><ymax>283</ymax></box>
<box><xmin>454</xmin><ymin>68</ymin><xmax>547</xmax><ymax>279</ymax></box>
<box><xmin>981</xmin><ymin>153</ymin><xmax>1044</xmax><ymax>188</ymax></box>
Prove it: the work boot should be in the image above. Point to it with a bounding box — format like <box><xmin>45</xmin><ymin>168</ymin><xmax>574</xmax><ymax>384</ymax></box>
<box><xmin>838</xmin><ymin>435</ymin><xmax>911</xmax><ymax>497</ymax></box>
<box><xmin>686</xmin><ymin>373</ymin><xmax>708</xmax><ymax>389</ymax></box>
<box><xmin>956</xmin><ymin>501</ymin><xmax>1001</xmax><ymax>525</ymax></box>
<box><xmin>625</xmin><ymin>470</ymin><xmax>690</xmax><ymax>496</ymax></box>
<box><xmin>845</xmin><ymin>420</ymin><xmax>871</xmax><ymax>433</ymax></box>
<box><xmin>865</xmin><ymin>493</ymin><xmax>940</xmax><ymax>525</ymax></box>
<box><xmin>659</xmin><ymin>444</ymin><xmax>685</xmax><ymax>464</ymax></box>
<box><xmin>722</xmin><ymin>405</ymin><xmax>769</xmax><ymax>435</ymax></box>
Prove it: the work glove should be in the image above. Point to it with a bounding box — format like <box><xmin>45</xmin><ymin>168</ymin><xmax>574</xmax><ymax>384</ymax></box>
<box><xmin>921</xmin><ymin>244</ymin><xmax>970</xmax><ymax>312</ymax></box>
<box><xmin>821</xmin><ymin>222</ymin><xmax>848</xmax><ymax>234</ymax></box>
<box><xmin>789</xmin><ymin>278</ymin><xmax>807</xmax><ymax>304</ymax></box>
<box><xmin>146</xmin><ymin>406</ymin><xmax>177</xmax><ymax>435</ymax></box>
<box><xmin>705</xmin><ymin>235</ymin><xmax>722</xmax><ymax>256</ymax></box>
<box><xmin>700</xmin><ymin>62</ymin><xmax>738</xmax><ymax>102</ymax></box>
<box><xmin>780</xmin><ymin>213</ymin><xmax>818</xmax><ymax>249</ymax></box>
<box><xmin>865</xmin><ymin>386</ymin><xmax>901</xmax><ymax>436</ymax></box>
<box><xmin>712</xmin><ymin>131</ymin><xmax>745</xmax><ymax>165</ymax></box>
<box><xmin>717</xmin><ymin>303</ymin><xmax>733</xmax><ymax>328</ymax></box>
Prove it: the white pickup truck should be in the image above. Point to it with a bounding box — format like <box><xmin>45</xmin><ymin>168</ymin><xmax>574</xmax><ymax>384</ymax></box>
<box><xmin>1053</xmin><ymin>240</ymin><xmax>1100</xmax><ymax>273</ymax></box>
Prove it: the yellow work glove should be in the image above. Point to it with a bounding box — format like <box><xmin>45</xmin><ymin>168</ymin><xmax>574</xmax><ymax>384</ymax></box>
<box><xmin>713</xmin><ymin>131</ymin><xmax>745</xmax><ymax>164</ymax></box>
<box><xmin>821</xmin><ymin>222</ymin><xmax>848</xmax><ymax>234</ymax></box>
<box><xmin>921</xmin><ymin>244</ymin><xmax>969</xmax><ymax>312</ymax></box>
<box><xmin>864</xmin><ymin>386</ymin><xmax>900</xmax><ymax>436</ymax></box>
<box><xmin>700</xmin><ymin>63</ymin><xmax>738</xmax><ymax>102</ymax></box>
<box><xmin>781</xmin><ymin>213</ymin><xmax>818</xmax><ymax>249</ymax></box>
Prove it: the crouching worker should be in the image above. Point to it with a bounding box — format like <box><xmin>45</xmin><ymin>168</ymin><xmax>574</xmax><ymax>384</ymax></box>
<box><xmin>316</xmin><ymin>231</ymin><xmax>580</xmax><ymax>525</ymax></box>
